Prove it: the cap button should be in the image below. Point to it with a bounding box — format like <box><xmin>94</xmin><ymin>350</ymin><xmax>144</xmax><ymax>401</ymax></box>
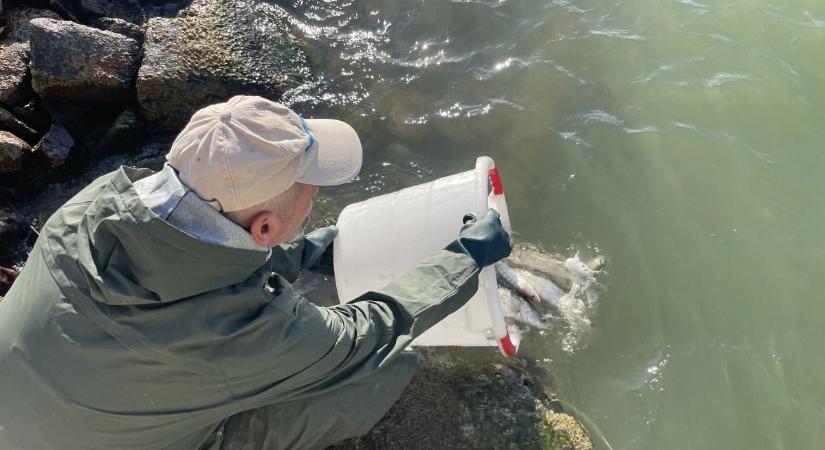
<box><xmin>219</xmin><ymin>110</ymin><xmax>232</xmax><ymax>121</ymax></box>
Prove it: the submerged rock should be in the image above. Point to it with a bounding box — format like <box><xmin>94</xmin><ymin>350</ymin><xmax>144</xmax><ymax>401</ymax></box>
<box><xmin>137</xmin><ymin>0</ymin><xmax>311</xmax><ymax>130</ymax></box>
<box><xmin>29</xmin><ymin>18</ymin><xmax>140</xmax><ymax>102</ymax></box>
<box><xmin>93</xmin><ymin>17</ymin><xmax>143</xmax><ymax>43</ymax></box>
<box><xmin>0</xmin><ymin>131</ymin><xmax>30</xmax><ymax>173</ymax></box>
<box><xmin>0</xmin><ymin>42</ymin><xmax>30</xmax><ymax>106</ymax></box>
<box><xmin>32</xmin><ymin>124</ymin><xmax>73</xmax><ymax>168</ymax></box>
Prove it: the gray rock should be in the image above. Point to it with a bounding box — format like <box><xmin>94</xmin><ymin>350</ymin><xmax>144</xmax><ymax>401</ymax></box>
<box><xmin>93</xmin><ymin>17</ymin><xmax>143</xmax><ymax>43</ymax></box>
<box><xmin>29</xmin><ymin>18</ymin><xmax>140</xmax><ymax>102</ymax></box>
<box><xmin>136</xmin><ymin>0</ymin><xmax>311</xmax><ymax>130</ymax></box>
<box><xmin>0</xmin><ymin>131</ymin><xmax>30</xmax><ymax>173</ymax></box>
<box><xmin>79</xmin><ymin>0</ymin><xmax>144</xmax><ymax>23</ymax></box>
<box><xmin>0</xmin><ymin>42</ymin><xmax>30</xmax><ymax>106</ymax></box>
<box><xmin>0</xmin><ymin>6</ymin><xmax>61</xmax><ymax>43</ymax></box>
<box><xmin>32</xmin><ymin>124</ymin><xmax>72</xmax><ymax>168</ymax></box>
<box><xmin>0</xmin><ymin>105</ymin><xmax>38</xmax><ymax>144</ymax></box>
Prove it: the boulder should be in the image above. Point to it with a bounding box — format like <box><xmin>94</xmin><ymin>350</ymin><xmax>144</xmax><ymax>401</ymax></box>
<box><xmin>29</xmin><ymin>18</ymin><xmax>139</xmax><ymax>102</ymax></box>
<box><xmin>32</xmin><ymin>124</ymin><xmax>72</xmax><ymax>168</ymax></box>
<box><xmin>0</xmin><ymin>105</ymin><xmax>39</xmax><ymax>144</ymax></box>
<box><xmin>0</xmin><ymin>42</ymin><xmax>29</xmax><ymax>105</ymax></box>
<box><xmin>93</xmin><ymin>17</ymin><xmax>143</xmax><ymax>43</ymax></box>
<box><xmin>136</xmin><ymin>0</ymin><xmax>311</xmax><ymax>130</ymax></box>
<box><xmin>0</xmin><ymin>6</ymin><xmax>61</xmax><ymax>43</ymax></box>
<box><xmin>0</xmin><ymin>131</ymin><xmax>30</xmax><ymax>173</ymax></box>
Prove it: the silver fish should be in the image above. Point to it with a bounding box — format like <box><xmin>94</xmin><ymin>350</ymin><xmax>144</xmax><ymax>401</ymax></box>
<box><xmin>494</xmin><ymin>261</ymin><xmax>542</xmax><ymax>308</ymax></box>
<box><xmin>518</xmin><ymin>269</ymin><xmax>564</xmax><ymax>315</ymax></box>
<box><xmin>499</xmin><ymin>287</ymin><xmax>551</xmax><ymax>330</ymax></box>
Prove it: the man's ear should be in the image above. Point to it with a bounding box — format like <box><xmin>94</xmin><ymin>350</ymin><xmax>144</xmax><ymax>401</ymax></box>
<box><xmin>248</xmin><ymin>211</ymin><xmax>284</xmax><ymax>247</ymax></box>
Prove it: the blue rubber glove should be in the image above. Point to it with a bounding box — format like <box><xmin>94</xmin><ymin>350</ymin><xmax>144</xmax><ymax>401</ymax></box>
<box><xmin>445</xmin><ymin>209</ymin><xmax>512</xmax><ymax>268</ymax></box>
<box><xmin>301</xmin><ymin>226</ymin><xmax>338</xmax><ymax>270</ymax></box>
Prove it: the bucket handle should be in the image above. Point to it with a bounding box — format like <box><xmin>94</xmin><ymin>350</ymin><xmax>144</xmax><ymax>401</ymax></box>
<box><xmin>475</xmin><ymin>157</ymin><xmax>517</xmax><ymax>357</ymax></box>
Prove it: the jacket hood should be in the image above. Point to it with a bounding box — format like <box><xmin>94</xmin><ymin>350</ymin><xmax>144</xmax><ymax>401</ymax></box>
<box><xmin>46</xmin><ymin>166</ymin><xmax>270</xmax><ymax>305</ymax></box>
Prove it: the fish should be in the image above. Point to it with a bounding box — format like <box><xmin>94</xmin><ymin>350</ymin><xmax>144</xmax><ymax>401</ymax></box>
<box><xmin>498</xmin><ymin>287</ymin><xmax>551</xmax><ymax>331</ymax></box>
<box><xmin>517</xmin><ymin>269</ymin><xmax>564</xmax><ymax>315</ymax></box>
<box><xmin>494</xmin><ymin>261</ymin><xmax>542</xmax><ymax>308</ymax></box>
<box><xmin>505</xmin><ymin>243</ymin><xmax>607</xmax><ymax>291</ymax></box>
<box><xmin>505</xmin><ymin>243</ymin><xmax>575</xmax><ymax>291</ymax></box>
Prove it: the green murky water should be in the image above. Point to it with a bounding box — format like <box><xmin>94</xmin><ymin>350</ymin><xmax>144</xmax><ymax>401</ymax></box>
<box><xmin>284</xmin><ymin>0</ymin><xmax>825</xmax><ymax>448</ymax></box>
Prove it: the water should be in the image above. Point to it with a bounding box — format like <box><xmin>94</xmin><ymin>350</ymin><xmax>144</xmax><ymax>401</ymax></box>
<box><xmin>280</xmin><ymin>0</ymin><xmax>825</xmax><ymax>448</ymax></box>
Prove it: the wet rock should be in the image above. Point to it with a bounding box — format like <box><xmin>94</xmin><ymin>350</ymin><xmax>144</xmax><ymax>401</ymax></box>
<box><xmin>0</xmin><ymin>131</ymin><xmax>30</xmax><ymax>173</ymax></box>
<box><xmin>93</xmin><ymin>17</ymin><xmax>143</xmax><ymax>43</ymax></box>
<box><xmin>79</xmin><ymin>0</ymin><xmax>144</xmax><ymax>23</ymax></box>
<box><xmin>1</xmin><ymin>6</ymin><xmax>62</xmax><ymax>43</ymax></box>
<box><xmin>329</xmin><ymin>349</ymin><xmax>594</xmax><ymax>450</ymax></box>
<box><xmin>29</xmin><ymin>18</ymin><xmax>140</xmax><ymax>102</ymax></box>
<box><xmin>137</xmin><ymin>0</ymin><xmax>311</xmax><ymax>130</ymax></box>
<box><xmin>0</xmin><ymin>42</ymin><xmax>30</xmax><ymax>106</ymax></box>
<box><xmin>0</xmin><ymin>105</ymin><xmax>39</xmax><ymax>144</ymax></box>
<box><xmin>32</xmin><ymin>124</ymin><xmax>73</xmax><ymax>168</ymax></box>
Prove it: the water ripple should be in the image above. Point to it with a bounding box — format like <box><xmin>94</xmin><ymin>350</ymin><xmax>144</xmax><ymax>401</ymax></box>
<box><xmin>402</xmin><ymin>98</ymin><xmax>525</xmax><ymax>125</ymax></box>
<box><xmin>545</xmin><ymin>0</ymin><xmax>593</xmax><ymax>15</ymax></box>
<box><xmin>550</xmin><ymin>128</ymin><xmax>593</xmax><ymax>148</ymax></box>
<box><xmin>702</xmin><ymin>72</ymin><xmax>757</xmax><ymax>88</ymax></box>
<box><xmin>670</xmin><ymin>121</ymin><xmax>776</xmax><ymax>164</ymax></box>
<box><xmin>579</xmin><ymin>110</ymin><xmax>659</xmax><ymax>134</ymax></box>
<box><xmin>766</xmin><ymin>8</ymin><xmax>825</xmax><ymax>28</ymax></box>
<box><xmin>588</xmin><ymin>28</ymin><xmax>646</xmax><ymax>41</ymax></box>
<box><xmin>632</xmin><ymin>57</ymin><xmax>705</xmax><ymax>83</ymax></box>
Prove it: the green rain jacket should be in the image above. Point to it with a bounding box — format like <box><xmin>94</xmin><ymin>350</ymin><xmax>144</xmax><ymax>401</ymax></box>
<box><xmin>0</xmin><ymin>166</ymin><xmax>481</xmax><ymax>449</ymax></box>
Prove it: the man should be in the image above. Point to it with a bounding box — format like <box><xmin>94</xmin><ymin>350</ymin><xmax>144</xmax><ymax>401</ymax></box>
<box><xmin>0</xmin><ymin>96</ymin><xmax>511</xmax><ymax>449</ymax></box>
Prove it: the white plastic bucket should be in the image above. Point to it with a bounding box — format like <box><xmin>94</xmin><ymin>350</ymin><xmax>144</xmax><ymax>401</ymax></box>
<box><xmin>333</xmin><ymin>156</ymin><xmax>517</xmax><ymax>356</ymax></box>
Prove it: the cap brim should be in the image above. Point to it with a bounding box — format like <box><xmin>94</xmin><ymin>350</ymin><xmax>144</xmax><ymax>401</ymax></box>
<box><xmin>296</xmin><ymin>119</ymin><xmax>363</xmax><ymax>186</ymax></box>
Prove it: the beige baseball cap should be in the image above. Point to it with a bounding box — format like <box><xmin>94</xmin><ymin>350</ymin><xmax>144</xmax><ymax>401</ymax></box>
<box><xmin>165</xmin><ymin>95</ymin><xmax>362</xmax><ymax>212</ymax></box>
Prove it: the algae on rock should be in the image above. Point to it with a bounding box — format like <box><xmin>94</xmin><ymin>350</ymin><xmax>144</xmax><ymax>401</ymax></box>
<box><xmin>137</xmin><ymin>0</ymin><xmax>312</xmax><ymax>131</ymax></box>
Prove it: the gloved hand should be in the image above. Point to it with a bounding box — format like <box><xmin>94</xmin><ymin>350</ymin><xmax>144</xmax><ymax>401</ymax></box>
<box><xmin>301</xmin><ymin>225</ymin><xmax>338</xmax><ymax>270</ymax></box>
<box><xmin>445</xmin><ymin>209</ymin><xmax>512</xmax><ymax>268</ymax></box>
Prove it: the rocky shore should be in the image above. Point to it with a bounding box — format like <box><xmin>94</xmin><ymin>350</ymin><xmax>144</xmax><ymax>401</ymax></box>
<box><xmin>0</xmin><ymin>1</ymin><xmax>594</xmax><ymax>448</ymax></box>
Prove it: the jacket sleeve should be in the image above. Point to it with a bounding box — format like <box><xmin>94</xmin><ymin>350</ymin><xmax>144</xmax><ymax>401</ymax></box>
<box><xmin>228</xmin><ymin>247</ymin><xmax>480</xmax><ymax>406</ymax></box>
<box><xmin>268</xmin><ymin>238</ymin><xmax>305</xmax><ymax>283</ymax></box>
